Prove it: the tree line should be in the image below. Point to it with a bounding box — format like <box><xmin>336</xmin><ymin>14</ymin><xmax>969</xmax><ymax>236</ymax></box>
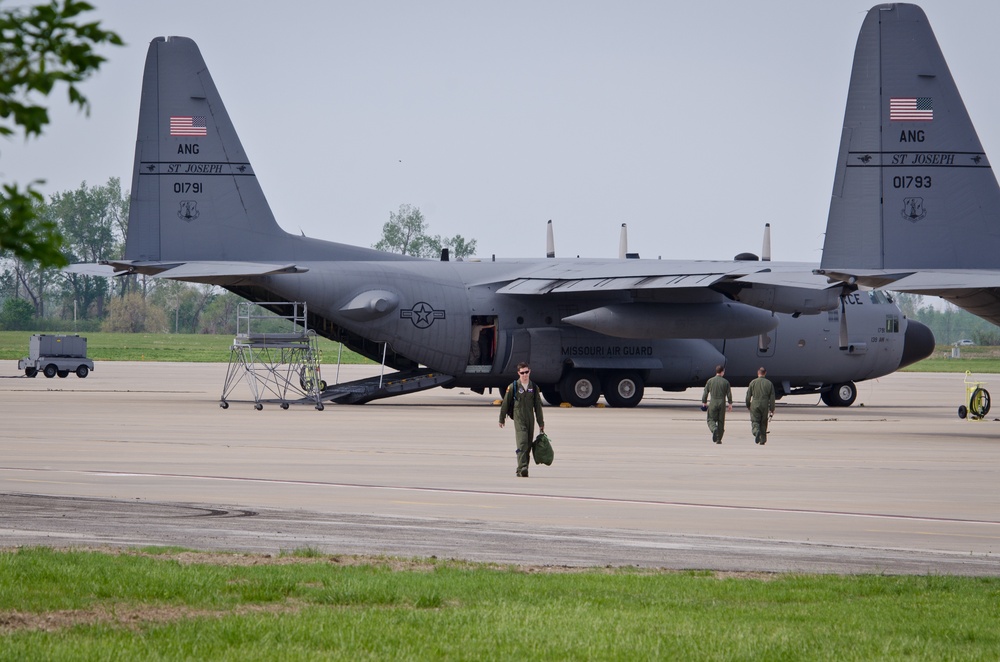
<box><xmin>0</xmin><ymin>177</ymin><xmax>240</xmax><ymax>333</ymax></box>
<box><xmin>0</xmin><ymin>181</ymin><xmax>476</xmax><ymax>334</ymax></box>
<box><xmin>893</xmin><ymin>293</ymin><xmax>1000</xmax><ymax>346</ymax></box>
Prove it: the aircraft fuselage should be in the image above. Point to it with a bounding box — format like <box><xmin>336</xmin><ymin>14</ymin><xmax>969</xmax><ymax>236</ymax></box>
<box><xmin>227</xmin><ymin>258</ymin><xmax>926</xmax><ymax>407</ymax></box>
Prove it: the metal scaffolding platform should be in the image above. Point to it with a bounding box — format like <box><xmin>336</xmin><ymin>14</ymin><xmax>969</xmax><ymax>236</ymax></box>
<box><xmin>220</xmin><ymin>301</ymin><xmax>326</xmax><ymax>410</ymax></box>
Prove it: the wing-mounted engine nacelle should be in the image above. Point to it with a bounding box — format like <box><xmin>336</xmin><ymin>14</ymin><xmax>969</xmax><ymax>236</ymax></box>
<box><xmin>732</xmin><ymin>284</ymin><xmax>845</xmax><ymax>316</ymax></box>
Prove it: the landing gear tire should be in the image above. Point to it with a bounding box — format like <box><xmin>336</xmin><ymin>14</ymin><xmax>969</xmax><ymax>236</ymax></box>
<box><xmin>822</xmin><ymin>382</ymin><xmax>857</xmax><ymax>407</ymax></box>
<box><xmin>559</xmin><ymin>371</ymin><xmax>600</xmax><ymax>408</ymax></box>
<box><xmin>603</xmin><ymin>372</ymin><xmax>644</xmax><ymax>408</ymax></box>
<box><xmin>540</xmin><ymin>386</ymin><xmax>563</xmax><ymax>406</ymax></box>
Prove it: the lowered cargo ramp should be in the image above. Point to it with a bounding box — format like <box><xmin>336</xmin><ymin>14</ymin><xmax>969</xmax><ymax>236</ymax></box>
<box><xmin>322</xmin><ymin>369</ymin><xmax>454</xmax><ymax>404</ymax></box>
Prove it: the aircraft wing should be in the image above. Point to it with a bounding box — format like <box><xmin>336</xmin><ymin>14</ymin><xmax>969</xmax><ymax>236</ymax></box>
<box><xmin>734</xmin><ymin>270</ymin><xmax>839</xmax><ymax>289</ymax></box>
<box><xmin>493</xmin><ymin>259</ymin><xmax>844</xmax><ymax>315</ymax></box>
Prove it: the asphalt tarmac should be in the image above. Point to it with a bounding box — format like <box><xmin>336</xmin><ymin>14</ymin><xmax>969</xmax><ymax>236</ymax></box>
<box><xmin>2</xmin><ymin>361</ymin><xmax>999</xmax><ymax>575</ymax></box>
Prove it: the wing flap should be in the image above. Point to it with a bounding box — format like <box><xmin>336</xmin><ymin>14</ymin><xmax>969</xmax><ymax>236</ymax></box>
<box><xmin>497</xmin><ymin>273</ymin><xmax>725</xmax><ymax>295</ymax></box>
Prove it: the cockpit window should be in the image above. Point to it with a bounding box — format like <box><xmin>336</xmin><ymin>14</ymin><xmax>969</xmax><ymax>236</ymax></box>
<box><xmin>867</xmin><ymin>290</ymin><xmax>890</xmax><ymax>305</ymax></box>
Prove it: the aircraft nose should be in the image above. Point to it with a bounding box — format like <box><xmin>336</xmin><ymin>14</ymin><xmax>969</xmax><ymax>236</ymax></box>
<box><xmin>898</xmin><ymin>320</ymin><xmax>936</xmax><ymax>369</ymax></box>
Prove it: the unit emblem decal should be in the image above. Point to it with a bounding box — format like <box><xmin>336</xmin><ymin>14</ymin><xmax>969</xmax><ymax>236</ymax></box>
<box><xmin>901</xmin><ymin>197</ymin><xmax>926</xmax><ymax>223</ymax></box>
<box><xmin>178</xmin><ymin>200</ymin><xmax>200</xmax><ymax>222</ymax></box>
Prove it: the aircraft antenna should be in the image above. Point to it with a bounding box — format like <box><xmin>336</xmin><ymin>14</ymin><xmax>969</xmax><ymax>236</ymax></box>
<box><xmin>619</xmin><ymin>223</ymin><xmax>628</xmax><ymax>260</ymax></box>
<box><xmin>762</xmin><ymin>223</ymin><xmax>771</xmax><ymax>261</ymax></box>
<box><xmin>546</xmin><ymin>220</ymin><xmax>555</xmax><ymax>258</ymax></box>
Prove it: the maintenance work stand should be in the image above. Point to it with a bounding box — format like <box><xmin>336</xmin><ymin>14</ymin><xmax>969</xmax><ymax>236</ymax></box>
<box><xmin>220</xmin><ymin>302</ymin><xmax>326</xmax><ymax>410</ymax></box>
<box><xmin>219</xmin><ymin>301</ymin><xmax>456</xmax><ymax>410</ymax></box>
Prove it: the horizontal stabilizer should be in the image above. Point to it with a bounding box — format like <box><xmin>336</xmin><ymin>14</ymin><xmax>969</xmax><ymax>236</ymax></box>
<box><xmin>882</xmin><ymin>270</ymin><xmax>1000</xmax><ymax>291</ymax></box>
<box><xmin>816</xmin><ymin>268</ymin><xmax>1000</xmax><ymax>292</ymax></box>
<box><xmin>103</xmin><ymin>260</ymin><xmax>306</xmax><ymax>279</ymax></box>
<box><xmin>830</xmin><ymin>268</ymin><xmax>1000</xmax><ymax>291</ymax></box>
<box><xmin>154</xmin><ymin>261</ymin><xmax>305</xmax><ymax>278</ymax></box>
<box><xmin>64</xmin><ymin>263</ymin><xmax>129</xmax><ymax>277</ymax></box>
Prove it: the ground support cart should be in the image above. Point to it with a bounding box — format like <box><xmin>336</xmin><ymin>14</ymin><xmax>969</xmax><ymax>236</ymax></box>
<box><xmin>18</xmin><ymin>334</ymin><xmax>94</xmax><ymax>378</ymax></box>
<box><xmin>958</xmin><ymin>371</ymin><xmax>991</xmax><ymax>420</ymax></box>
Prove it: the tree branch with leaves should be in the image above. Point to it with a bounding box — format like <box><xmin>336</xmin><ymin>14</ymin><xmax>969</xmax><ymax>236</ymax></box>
<box><xmin>0</xmin><ymin>0</ymin><xmax>122</xmax><ymax>266</ymax></box>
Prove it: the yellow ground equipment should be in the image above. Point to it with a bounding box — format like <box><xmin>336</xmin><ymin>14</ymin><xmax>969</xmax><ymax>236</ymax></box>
<box><xmin>958</xmin><ymin>371</ymin><xmax>991</xmax><ymax>420</ymax></box>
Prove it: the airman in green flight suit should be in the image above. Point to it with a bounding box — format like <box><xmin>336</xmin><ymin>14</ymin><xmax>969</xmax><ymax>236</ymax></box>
<box><xmin>745</xmin><ymin>366</ymin><xmax>776</xmax><ymax>445</ymax></box>
<box><xmin>499</xmin><ymin>362</ymin><xmax>545</xmax><ymax>477</ymax></box>
<box><xmin>701</xmin><ymin>364</ymin><xmax>733</xmax><ymax>444</ymax></box>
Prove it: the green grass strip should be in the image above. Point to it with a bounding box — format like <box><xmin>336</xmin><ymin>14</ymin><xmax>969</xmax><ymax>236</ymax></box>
<box><xmin>0</xmin><ymin>331</ymin><xmax>370</xmax><ymax>364</ymax></box>
<box><xmin>1</xmin><ymin>548</ymin><xmax>999</xmax><ymax>660</ymax></box>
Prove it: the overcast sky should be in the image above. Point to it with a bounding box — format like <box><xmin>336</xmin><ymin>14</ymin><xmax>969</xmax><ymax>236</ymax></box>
<box><xmin>6</xmin><ymin>1</ymin><xmax>1000</xmax><ymax>262</ymax></box>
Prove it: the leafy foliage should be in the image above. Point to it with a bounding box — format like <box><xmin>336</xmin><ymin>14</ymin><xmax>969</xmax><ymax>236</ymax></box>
<box><xmin>374</xmin><ymin>203</ymin><xmax>477</xmax><ymax>259</ymax></box>
<box><xmin>0</xmin><ymin>296</ymin><xmax>34</xmax><ymax>329</ymax></box>
<box><xmin>0</xmin><ymin>0</ymin><xmax>122</xmax><ymax>266</ymax></box>
<box><xmin>102</xmin><ymin>291</ymin><xmax>168</xmax><ymax>333</ymax></box>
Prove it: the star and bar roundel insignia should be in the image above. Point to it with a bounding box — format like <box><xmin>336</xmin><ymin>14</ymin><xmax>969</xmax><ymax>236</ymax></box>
<box><xmin>400</xmin><ymin>301</ymin><xmax>445</xmax><ymax>329</ymax></box>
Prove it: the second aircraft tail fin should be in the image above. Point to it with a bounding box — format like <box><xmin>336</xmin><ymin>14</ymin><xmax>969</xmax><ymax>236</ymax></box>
<box><xmin>820</xmin><ymin>3</ymin><xmax>1000</xmax><ymax>272</ymax></box>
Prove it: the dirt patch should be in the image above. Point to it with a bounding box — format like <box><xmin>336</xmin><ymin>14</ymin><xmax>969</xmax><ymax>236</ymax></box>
<box><xmin>0</xmin><ymin>602</ymin><xmax>298</xmax><ymax>634</ymax></box>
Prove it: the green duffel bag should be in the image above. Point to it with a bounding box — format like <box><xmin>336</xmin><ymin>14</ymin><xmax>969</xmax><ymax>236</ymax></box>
<box><xmin>532</xmin><ymin>432</ymin><xmax>554</xmax><ymax>466</ymax></box>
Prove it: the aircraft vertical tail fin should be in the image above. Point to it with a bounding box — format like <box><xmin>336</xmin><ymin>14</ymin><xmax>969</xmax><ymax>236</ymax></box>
<box><xmin>821</xmin><ymin>3</ymin><xmax>1000</xmax><ymax>272</ymax></box>
<box><xmin>124</xmin><ymin>36</ymin><xmax>290</xmax><ymax>263</ymax></box>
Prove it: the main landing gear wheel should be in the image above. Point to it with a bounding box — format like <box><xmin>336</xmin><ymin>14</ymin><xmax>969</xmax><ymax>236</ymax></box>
<box><xmin>821</xmin><ymin>381</ymin><xmax>857</xmax><ymax>407</ymax></box>
<box><xmin>559</xmin><ymin>371</ymin><xmax>601</xmax><ymax>408</ymax></box>
<box><xmin>603</xmin><ymin>372</ymin><xmax>644</xmax><ymax>408</ymax></box>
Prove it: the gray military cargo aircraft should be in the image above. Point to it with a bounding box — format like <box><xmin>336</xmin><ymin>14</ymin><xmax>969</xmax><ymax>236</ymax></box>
<box><xmin>817</xmin><ymin>3</ymin><xmax>1000</xmax><ymax>331</ymax></box>
<box><xmin>103</xmin><ymin>24</ymin><xmax>934</xmax><ymax>407</ymax></box>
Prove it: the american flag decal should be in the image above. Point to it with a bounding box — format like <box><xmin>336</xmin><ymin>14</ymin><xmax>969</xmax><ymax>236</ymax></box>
<box><xmin>890</xmin><ymin>98</ymin><xmax>933</xmax><ymax>122</ymax></box>
<box><xmin>170</xmin><ymin>116</ymin><xmax>208</xmax><ymax>136</ymax></box>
